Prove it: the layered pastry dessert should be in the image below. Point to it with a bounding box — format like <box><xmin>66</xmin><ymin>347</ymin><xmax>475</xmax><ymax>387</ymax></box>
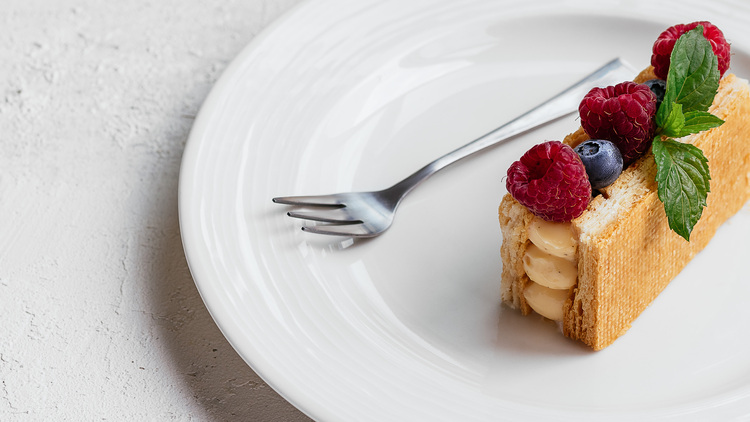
<box><xmin>499</xmin><ymin>22</ymin><xmax>750</xmax><ymax>350</ymax></box>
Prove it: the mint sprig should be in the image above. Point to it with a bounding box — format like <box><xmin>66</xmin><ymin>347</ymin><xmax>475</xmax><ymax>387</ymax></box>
<box><xmin>659</xmin><ymin>102</ymin><xmax>685</xmax><ymax>137</ymax></box>
<box><xmin>656</xmin><ymin>26</ymin><xmax>721</xmax><ymax>127</ymax></box>
<box><xmin>652</xmin><ymin>139</ymin><xmax>711</xmax><ymax>240</ymax></box>
<box><xmin>652</xmin><ymin>26</ymin><xmax>724</xmax><ymax>241</ymax></box>
<box><xmin>681</xmin><ymin>111</ymin><xmax>724</xmax><ymax>136</ymax></box>
<box><xmin>659</xmin><ymin>104</ymin><xmax>724</xmax><ymax>139</ymax></box>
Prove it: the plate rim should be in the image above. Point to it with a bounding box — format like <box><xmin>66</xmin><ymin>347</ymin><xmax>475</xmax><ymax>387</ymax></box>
<box><xmin>178</xmin><ymin>1</ymin><xmax>750</xmax><ymax>420</ymax></box>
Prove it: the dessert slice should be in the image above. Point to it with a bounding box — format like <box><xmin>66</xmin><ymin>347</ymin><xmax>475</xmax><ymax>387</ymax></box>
<box><xmin>499</xmin><ymin>23</ymin><xmax>750</xmax><ymax>350</ymax></box>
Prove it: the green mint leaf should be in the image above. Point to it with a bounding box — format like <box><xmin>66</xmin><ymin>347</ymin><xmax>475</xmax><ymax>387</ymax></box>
<box><xmin>658</xmin><ymin>102</ymin><xmax>685</xmax><ymax>137</ymax></box>
<box><xmin>679</xmin><ymin>111</ymin><xmax>724</xmax><ymax>136</ymax></box>
<box><xmin>657</xmin><ymin>26</ymin><xmax>721</xmax><ymax>126</ymax></box>
<box><xmin>652</xmin><ymin>138</ymin><xmax>711</xmax><ymax>241</ymax></box>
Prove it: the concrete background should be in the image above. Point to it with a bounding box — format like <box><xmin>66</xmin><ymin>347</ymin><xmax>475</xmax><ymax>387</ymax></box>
<box><xmin>0</xmin><ymin>0</ymin><xmax>313</xmax><ymax>420</ymax></box>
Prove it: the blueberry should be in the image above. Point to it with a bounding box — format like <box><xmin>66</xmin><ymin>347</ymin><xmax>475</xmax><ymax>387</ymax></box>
<box><xmin>643</xmin><ymin>79</ymin><xmax>666</xmax><ymax>111</ymax></box>
<box><xmin>574</xmin><ymin>140</ymin><xmax>623</xmax><ymax>190</ymax></box>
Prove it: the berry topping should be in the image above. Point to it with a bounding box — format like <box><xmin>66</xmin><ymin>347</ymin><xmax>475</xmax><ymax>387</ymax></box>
<box><xmin>651</xmin><ymin>21</ymin><xmax>731</xmax><ymax>80</ymax></box>
<box><xmin>574</xmin><ymin>140</ymin><xmax>624</xmax><ymax>190</ymax></box>
<box><xmin>643</xmin><ymin>78</ymin><xmax>666</xmax><ymax>111</ymax></box>
<box><xmin>506</xmin><ymin>141</ymin><xmax>591</xmax><ymax>222</ymax></box>
<box><xmin>579</xmin><ymin>81</ymin><xmax>657</xmax><ymax>166</ymax></box>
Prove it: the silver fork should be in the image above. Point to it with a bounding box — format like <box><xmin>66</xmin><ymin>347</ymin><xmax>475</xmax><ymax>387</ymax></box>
<box><xmin>273</xmin><ymin>58</ymin><xmax>636</xmax><ymax>237</ymax></box>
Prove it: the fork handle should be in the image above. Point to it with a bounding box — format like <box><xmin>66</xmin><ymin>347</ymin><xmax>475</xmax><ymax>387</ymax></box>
<box><xmin>389</xmin><ymin>58</ymin><xmax>635</xmax><ymax>199</ymax></box>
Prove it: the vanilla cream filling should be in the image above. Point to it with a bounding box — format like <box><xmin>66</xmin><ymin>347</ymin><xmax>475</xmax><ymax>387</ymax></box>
<box><xmin>522</xmin><ymin>216</ymin><xmax>578</xmax><ymax>320</ymax></box>
<box><xmin>523</xmin><ymin>283</ymin><xmax>570</xmax><ymax>321</ymax></box>
<box><xmin>523</xmin><ymin>244</ymin><xmax>577</xmax><ymax>289</ymax></box>
<box><xmin>528</xmin><ymin>217</ymin><xmax>577</xmax><ymax>259</ymax></box>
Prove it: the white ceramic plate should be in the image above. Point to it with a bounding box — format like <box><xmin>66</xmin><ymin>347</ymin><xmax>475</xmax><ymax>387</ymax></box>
<box><xmin>179</xmin><ymin>1</ymin><xmax>750</xmax><ymax>420</ymax></box>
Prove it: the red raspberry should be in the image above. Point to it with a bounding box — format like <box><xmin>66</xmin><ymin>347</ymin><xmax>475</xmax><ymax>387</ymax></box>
<box><xmin>579</xmin><ymin>82</ymin><xmax>657</xmax><ymax>166</ymax></box>
<box><xmin>506</xmin><ymin>141</ymin><xmax>591</xmax><ymax>222</ymax></box>
<box><xmin>651</xmin><ymin>21</ymin><xmax>731</xmax><ymax>80</ymax></box>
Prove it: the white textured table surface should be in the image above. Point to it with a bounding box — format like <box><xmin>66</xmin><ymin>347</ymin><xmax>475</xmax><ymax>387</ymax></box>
<box><xmin>0</xmin><ymin>0</ymin><xmax>312</xmax><ymax>420</ymax></box>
